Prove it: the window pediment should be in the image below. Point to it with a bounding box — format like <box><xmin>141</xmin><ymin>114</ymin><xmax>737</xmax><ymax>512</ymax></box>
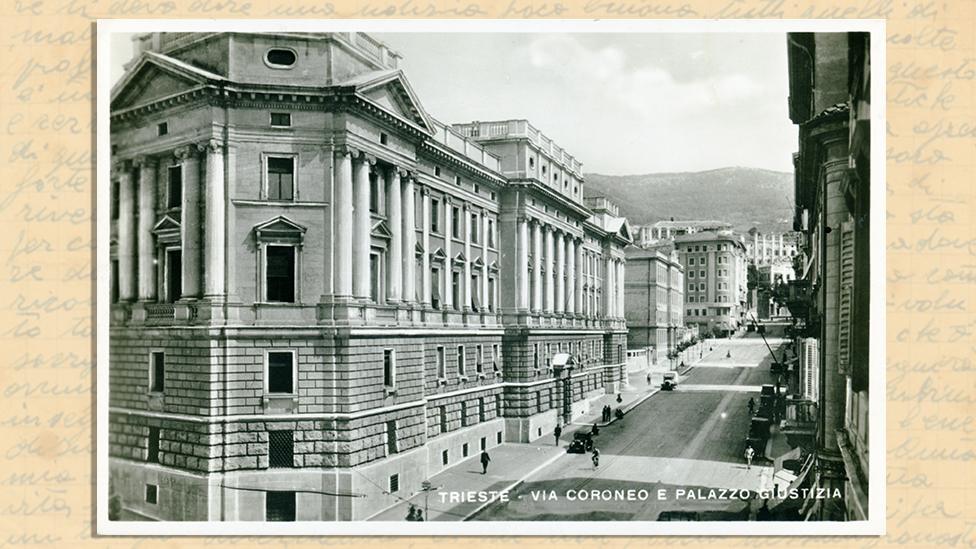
<box><xmin>430</xmin><ymin>247</ymin><xmax>447</xmax><ymax>264</ymax></box>
<box><xmin>452</xmin><ymin>252</ymin><xmax>467</xmax><ymax>266</ymax></box>
<box><xmin>152</xmin><ymin>215</ymin><xmax>181</xmax><ymax>245</ymax></box>
<box><xmin>371</xmin><ymin>220</ymin><xmax>393</xmax><ymax>240</ymax></box>
<box><xmin>254</xmin><ymin>216</ymin><xmax>307</xmax><ymax>245</ymax></box>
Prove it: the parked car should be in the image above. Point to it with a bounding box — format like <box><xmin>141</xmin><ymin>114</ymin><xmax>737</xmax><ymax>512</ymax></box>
<box><xmin>661</xmin><ymin>372</ymin><xmax>678</xmax><ymax>391</ymax></box>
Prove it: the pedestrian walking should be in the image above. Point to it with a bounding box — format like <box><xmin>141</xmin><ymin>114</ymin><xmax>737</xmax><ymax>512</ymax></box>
<box><xmin>480</xmin><ymin>449</ymin><xmax>491</xmax><ymax>474</ymax></box>
<box><xmin>646</xmin><ymin>372</ymin><xmax>652</xmax><ymax>385</ymax></box>
<box><xmin>616</xmin><ymin>393</ymin><xmax>622</xmax><ymax>404</ymax></box>
<box><xmin>726</xmin><ymin>350</ymin><xmax>732</xmax><ymax>359</ymax></box>
<box><xmin>744</xmin><ymin>445</ymin><xmax>755</xmax><ymax>470</ymax></box>
<box><xmin>747</xmin><ymin>397</ymin><xmax>755</xmax><ymax>415</ymax></box>
<box><xmin>614</xmin><ymin>408</ymin><xmax>624</xmax><ymax>422</ymax></box>
<box><xmin>591</xmin><ymin>447</ymin><xmax>600</xmax><ymax>468</ymax></box>
<box><xmin>554</xmin><ymin>424</ymin><xmax>562</xmax><ymax>446</ymax></box>
<box><xmin>591</xmin><ymin>423</ymin><xmax>600</xmax><ymax>436</ymax></box>
<box><xmin>415</xmin><ymin>509</ymin><xmax>424</xmax><ymax>522</ymax></box>
<box><xmin>406</xmin><ymin>504</ymin><xmax>418</xmax><ymax>521</ymax></box>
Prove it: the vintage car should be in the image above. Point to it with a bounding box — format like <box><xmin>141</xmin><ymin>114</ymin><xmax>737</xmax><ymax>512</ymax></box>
<box><xmin>567</xmin><ymin>431</ymin><xmax>594</xmax><ymax>454</ymax></box>
<box><xmin>661</xmin><ymin>372</ymin><xmax>678</xmax><ymax>391</ymax></box>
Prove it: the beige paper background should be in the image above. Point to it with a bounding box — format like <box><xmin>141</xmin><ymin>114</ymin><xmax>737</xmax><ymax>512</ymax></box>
<box><xmin>0</xmin><ymin>0</ymin><xmax>972</xmax><ymax>546</ymax></box>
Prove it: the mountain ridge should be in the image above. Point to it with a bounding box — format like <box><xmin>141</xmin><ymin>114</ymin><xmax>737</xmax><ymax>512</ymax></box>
<box><xmin>584</xmin><ymin>167</ymin><xmax>794</xmax><ymax>234</ymax></box>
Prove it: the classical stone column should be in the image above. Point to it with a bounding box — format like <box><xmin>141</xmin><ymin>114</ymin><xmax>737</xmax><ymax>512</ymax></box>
<box><xmin>352</xmin><ymin>153</ymin><xmax>372</xmax><ymax>300</ymax></box>
<box><xmin>617</xmin><ymin>259</ymin><xmax>626</xmax><ymax>319</ymax></box>
<box><xmin>135</xmin><ymin>156</ymin><xmax>157</xmax><ymax>301</ymax></box>
<box><xmin>421</xmin><ymin>186</ymin><xmax>431</xmax><ymax>306</ymax></box>
<box><xmin>544</xmin><ymin>225</ymin><xmax>554</xmax><ymax>313</ymax></box>
<box><xmin>402</xmin><ymin>174</ymin><xmax>416</xmax><ymax>304</ymax></box>
<box><xmin>201</xmin><ymin>140</ymin><xmax>226</xmax><ymax>299</ymax></box>
<box><xmin>480</xmin><ymin>211</ymin><xmax>489</xmax><ymax>308</ymax></box>
<box><xmin>566</xmin><ymin>237</ymin><xmax>576</xmax><ymax>316</ymax></box>
<box><xmin>117</xmin><ymin>161</ymin><xmax>136</xmax><ymax>302</ymax></box>
<box><xmin>333</xmin><ymin>149</ymin><xmax>353</xmax><ymax>298</ymax></box>
<box><xmin>386</xmin><ymin>167</ymin><xmax>403</xmax><ymax>303</ymax></box>
<box><xmin>462</xmin><ymin>203</ymin><xmax>472</xmax><ymax>310</ymax></box>
<box><xmin>443</xmin><ymin>199</ymin><xmax>453</xmax><ymax>310</ymax></box>
<box><xmin>517</xmin><ymin>217</ymin><xmax>529</xmax><ymax>310</ymax></box>
<box><xmin>555</xmin><ymin>230</ymin><xmax>565</xmax><ymax>314</ymax></box>
<box><xmin>532</xmin><ymin>220</ymin><xmax>542</xmax><ymax>312</ymax></box>
<box><xmin>176</xmin><ymin>145</ymin><xmax>201</xmax><ymax>299</ymax></box>
<box><xmin>575</xmin><ymin>240</ymin><xmax>584</xmax><ymax>315</ymax></box>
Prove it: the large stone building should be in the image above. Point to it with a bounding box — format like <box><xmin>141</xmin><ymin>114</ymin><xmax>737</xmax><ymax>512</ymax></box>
<box><xmin>785</xmin><ymin>31</ymin><xmax>871</xmax><ymax>521</ymax></box>
<box><xmin>107</xmin><ymin>32</ymin><xmax>630</xmax><ymax>522</ymax></box>
<box><xmin>632</xmin><ymin>219</ymin><xmax>732</xmax><ymax>248</ymax></box>
<box><xmin>623</xmin><ymin>244</ymin><xmax>684</xmax><ymax>358</ymax></box>
<box><xmin>674</xmin><ymin>231</ymin><xmax>748</xmax><ymax>336</ymax></box>
<box><xmin>747</xmin><ymin>230</ymin><xmax>798</xmax><ymax>266</ymax></box>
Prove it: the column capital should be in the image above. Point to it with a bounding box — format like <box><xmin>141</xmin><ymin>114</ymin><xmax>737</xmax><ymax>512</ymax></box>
<box><xmin>419</xmin><ymin>184</ymin><xmax>431</xmax><ymax>196</ymax></box>
<box><xmin>197</xmin><ymin>138</ymin><xmax>224</xmax><ymax>155</ymax></box>
<box><xmin>395</xmin><ymin>167</ymin><xmax>411</xmax><ymax>179</ymax></box>
<box><xmin>173</xmin><ymin>145</ymin><xmax>197</xmax><ymax>161</ymax></box>
<box><xmin>131</xmin><ymin>155</ymin><xmax>157</xmax><ymax>169</ymax></box>
<box><xmin>333</xmin><ymin>144</ymin><xmax>356</xmax><ymax>158</ymax></box>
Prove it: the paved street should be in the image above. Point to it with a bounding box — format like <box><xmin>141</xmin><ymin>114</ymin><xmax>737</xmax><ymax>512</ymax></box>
<box><xmin>472</xmin><ymin>336</ymin><xmax>787</xmax><ymax>521</ymax></box>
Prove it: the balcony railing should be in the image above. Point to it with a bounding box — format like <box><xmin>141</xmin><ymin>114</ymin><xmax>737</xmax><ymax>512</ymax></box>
<box><xmin>452</xmin><ymin>119</ymin><xmax>583</xmax><ymax>176</ymax></box>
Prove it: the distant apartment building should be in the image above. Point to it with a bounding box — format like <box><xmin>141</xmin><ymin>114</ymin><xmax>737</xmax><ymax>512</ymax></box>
<box><xmin>108</xmin><ymin>31</ymin><xmax>630</xmax><ymax>522</ymax></box>
<box><xmin>747</xmin><ymin>230</ymin><xmax>799</xmax><ymax>265</ymax></box>
<box><xmin>674</xmin><ymin>231</ymin><xmax>748</xmax><ymax>336</ymax></box>
<box><xmin>632</xmin><ymin>219</ymin><xmax>733</xmax><ymax>248</ymax></box>
<box><xmin>623</xmin><ymin>243</ymin><xmax>684</xmax><ymax>357</ymax></box>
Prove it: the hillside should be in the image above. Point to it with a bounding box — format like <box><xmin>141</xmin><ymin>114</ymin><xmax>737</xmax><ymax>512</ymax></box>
<box><xmin>584</xmin><ymin>167</ymin><xmax>794</xmax><ymax>234</ymax></box>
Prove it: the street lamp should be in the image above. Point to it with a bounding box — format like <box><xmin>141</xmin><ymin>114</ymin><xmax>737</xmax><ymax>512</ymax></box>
<box><xmin>420</xmin><ymin>479</ymin><xmax>439</xmax><ymax>520</ymax></box>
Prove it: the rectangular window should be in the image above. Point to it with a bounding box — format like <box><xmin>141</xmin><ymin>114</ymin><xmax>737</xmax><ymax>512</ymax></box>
<box><xmin>266</xmin><ymin>245</ymin><xmax>296</xmax><ymax>303</ymax></box>
<box><xmin>452</xmin><ymin>207</ymin><xmax>461</xmax><ymax>238</ymax></box>
<box><xmin>496</xmin><ymin>431</ymin><xmax>502</xmax><ymax>444</ymax></box>
<box><xmin>369</xmin><ymin>172</ymin><xmax>380</xmax><ymax>213</ymax></box>
<box><xmin>167</xmin><ymin>166</ymin><xmax>182</xmax><ymax>208</ymax></box>
<box><xmin>471</xmin><ymin>274</ymin><xmax>480</xmax><ymax>312</ymax></box>
<box><xmin>462</xmin><ymin>442</ymin><xmax>469</xmax><ymax>457</ymax></box>
<box><xmin>266</xmin><ymin>491</ymin><xmax>296</xmax><ymax>522</ymax></box>
<box><xmin>370</xmin><ymin>253</ymin><xmax>381</xmax><ymax>303</ymax></box>
<box><xmin>110</xmin><ymin>260</ymin><xmax>120</xmax><ymax>303</ymax></box>
<box><xmin>454</xmin><ymin>175</ymin><xmax>462</xmax><ymax>186</ymax></box>
<box><xmin>147</xmin><ymin>427</ymin><xmax>160</xmax><ymax>463</ymax></box>
<box><xmin>701</xmin><ymin>257</ymin><xmax>707</xmax><ymax>265</ymax></box>
<box><xmin>165</xmin><ymin>249</ymin><xmax>182</xmax><ymax>303</ymax></box>
<box><xmin>488</xmin><ymin>219</ymin><xmax>495</xmax><ymax>247</ymax></box>
<box><xmin>436</xmin><ymin>346</ymin><xmax>446</xmax><ymax>379</ymax></box>
<box><xmin>461</xmin><ymin>402</ymin><xmax>468</xmax><ymax>427</ymax></box>
<box><xmin>388</xmin><ymin>473</ymin><xmax>399</xmax><ymax>493</ymax></box>
<box><xmin>689</xmin><ymin>257</ymin><xmax>695</xmax><ymax>266</ymax></box>
<box><xmin>268</xmin><ymin>430</ymin><xmax>294</xmax><ymax>468</ymax></box>
<box><xmin>157</xmin><ymin>122</ymin><xmax>168</xmax><ymax>136</ymax></box>
<box><xmin>492</xmin><ymin>344</ymin><xmax>500</xmax><ymax>372</ymax></box>
<box><xmin>431</xmin><ymin>199</ymin><xmax>440</xmax><ymax>233</ymax></box>
<box><xmin>452</xmin><ymin>271</ymin><xmax>461</xmax><ymax>309</ymax></box>
<box><xmin>700</xmin><ymin>270</ymin><xmax>705</xmax><ymax>278</ymax></box>
<box><xmin>439</xmin><ymin>406</ymin><xmax>447</xmax><ymax>434</ymax></box>
<box><xmin>149</xmin><ymin>351</ymin><xmax>165</xmax><ymax>393</ymax></box>
<box><xmin>383</xmin><ymin>349</ymin><xmax>395</xmax><ymax>389</ymax></box>
<box><xmin>476</xmin><ymin>345</ymin><xmax>484</xmax><ymax>374</ymax></box>
<box><xmin>267</xmin><ymin>351</ymin><xmax>294</xmax><ymax>394</ymax></box>
<box><xmin>533</xmin><ymin>343</ymin><xmax>539</xmax><ymax>371</ymax></box>
<box><xmin>386</xmin><ymin>420</ymin><xmax>398</xmax><ymax>455</ymax></box>
<box><xmin>488</xmin><ymin>278</ymin><xmax>496</xmax><ymax>312</ymax></box>
<box><xmin>478</xmin><ymin>397</ymin><xmax>486</xmax><ymax>422</ymax></box>
<box><xmin>270</xmin><ymin>112</ymin><xmax>291</xmax><ymax>127</ymax></box>
<box><xmin>111</xmin><ymin>180</ymin><xmax>120</xmax><ymax>220</ymax></box>
<box><xmin>442</xmin><ymin>449</ymin><xmax>449</xmax><ymax>466</ymax></box>
<box><xmin>379</xmin><ymin>132</ymin><xmax>389</xmax><ymax>145</ymax></box>
<box><xmin>457</xmin><ymin>345</ymin><xmax>465</xmax><ymax>377</ymax></box>
<box><xmin>470</xmin><ymin>213</ymin><xmax>479</xmax><ymax>243</ymax></box>
<box><xmin>480</xmin><ymin>436</ymin><xmax>487</xmax><ymax>451</ymax></box>
<box><xmin>431</xmin><ymin>267</ymin><xmax>441</xmax><ymax>308</ymax></box>
<box><xmin>145</xmin><ymin>484</ymin><xmax>158</xmax><ymax>504</ymax></box>
<box><xmin>267</xmin><ymin>157</ymin><xmax>295</xmax><ymax>200</ymax></box>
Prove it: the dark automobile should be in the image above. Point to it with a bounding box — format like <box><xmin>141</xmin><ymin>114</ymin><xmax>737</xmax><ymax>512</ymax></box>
<box><xmin>568</xmin><ymin>431</ymin><xmax>594</xmax><ymax>453</ymax></box>
<box><xmin>661</xmin><ymin>372</ymin><xmax>678</xmax><ymax>391</ymax></box>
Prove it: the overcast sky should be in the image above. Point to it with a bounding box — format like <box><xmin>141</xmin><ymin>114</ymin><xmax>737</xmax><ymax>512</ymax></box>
<box><xmin>111</xmin><ymin>32</ymin><xmax>796</xmax><ymax>175</ymax></box>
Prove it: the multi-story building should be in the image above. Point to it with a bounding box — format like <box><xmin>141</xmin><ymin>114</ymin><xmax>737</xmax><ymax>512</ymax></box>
<box><xmin>747</xmin><ymin>230</ymin><xmax>799</xmax><ymax>266</ymax></box>
<box><xmin>674</xmin><ymin>231</ymin><xmax>748</xmax><ymax>336</ymax></box>
<box><xmin>107</xmin><ymin>32</ymin><xmax>630</xmax><ymax>522</ymax></box>
<box><xmin>623</xmin><ymin>244</ymin><xmax>684</xmax><ymax>358</ymax></box>
<box><xmin>786</xmin><ymin>31</ymin><xmax>871</xmax><ymax>521</ymax></box>
<box><xmin>632</xmin><ymin>219</ymin><xmax>732</xmax><ymax>248</ymax></box>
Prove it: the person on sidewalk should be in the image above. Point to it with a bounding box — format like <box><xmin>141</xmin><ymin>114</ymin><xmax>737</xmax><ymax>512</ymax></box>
<box><xmin>480</xmin><ymin>450</ymin><xmax>491</xmax><ymax>474</ymax></box>
<box><xmin>646</xmin><ymin>372</ymin><xmax>652</xmax><ymax>385</ymax></box>
<box><xmin>744</xmin><ymin>445</ymin><xmax>755</xmax><ymax>470</ymax></box>
<box><xmin>406</xmin><ymin>504</ymin><xmax>418</xmax><ymax>521</ymax></box>
<box><xmin>747</xmin><ymin>397</ymin><xmax>755</xmax><ymax>415</ymax></box>
<box><xmin>614</xmin><ymin>408</ymin><xmax>624</xmax><ymax>422</ymax></box>
<box><xmin>554</xmin><ymin>424</ymin><xmax>562</xmax><ymax>446</ymax></box>
<box><xmin>591</xmin><ymin>423</ymin><xmax>600</xmax><ymax>436</ymax></box>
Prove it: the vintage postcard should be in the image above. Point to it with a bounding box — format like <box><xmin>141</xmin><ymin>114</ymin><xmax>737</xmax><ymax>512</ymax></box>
<box><xmin>96</xmin><ymin>18</ymin><xmax>885</xmax><ymax>535</ymax></box>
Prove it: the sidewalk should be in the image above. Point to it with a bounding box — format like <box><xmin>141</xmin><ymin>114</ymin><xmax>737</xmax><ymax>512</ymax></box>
<box><xmin>572</xmin><ymin>370</ymin><xmax>660</xmax><ymax>428</ymax></box>
<box><xmin>369</xmin><ymin>443</ymin><xmax>564</xmax><ymax>521</ymax></box>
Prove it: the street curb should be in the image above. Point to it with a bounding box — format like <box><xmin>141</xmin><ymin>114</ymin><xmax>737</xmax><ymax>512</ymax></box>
<box><xmin>573</xmin><ymin>387</ymin><xmax>660</xmax><ymax>428</ymax></box>
<box><xmin>461</xmin><ymin>449</ymin><xmax>565</xmax><ymax>521</ymax></box>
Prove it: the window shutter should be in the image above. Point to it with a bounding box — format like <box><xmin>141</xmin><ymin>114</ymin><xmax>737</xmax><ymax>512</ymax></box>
<box><xmin>837</xmin><ymin>220</ymin><xmax>855</xmax><ymax>375</ymax></box>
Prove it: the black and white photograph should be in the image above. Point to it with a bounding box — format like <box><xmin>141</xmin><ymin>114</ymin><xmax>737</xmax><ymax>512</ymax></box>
<box><xmin>96</xmin><ymin>19</ymin><xmax>884</xmax><ymax>535</ymax></box>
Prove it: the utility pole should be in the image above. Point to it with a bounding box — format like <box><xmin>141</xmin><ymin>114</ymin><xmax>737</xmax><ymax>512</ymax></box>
<box><xmin>420</xmin><ymin>480</ymin><xmax>439</xmax><ymax>520</ymax></box>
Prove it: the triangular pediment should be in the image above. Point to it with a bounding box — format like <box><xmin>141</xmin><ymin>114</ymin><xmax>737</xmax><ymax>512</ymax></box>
<box><xmin>489</xmin><ymin>260</ymin><xmax>499</xmax><ymax>273</ymax></box>
<box><xmin>111</xmin><ymin>52</ymin><xmax>224</xmax><ymax>112</ymax></box>
<box><xmin>415</xmin><ymin>241</ymin><xmax>425</xmax><ymax>256</ymax></box>
<box><xmin>371</xmin><ymin>219</ymin><xmax>392</xmax><ymax>239</ymax></box>
<box><xmin>355</xmin><ymin>71</ymin><xmax>435</xmax><ymax>134</ymax></box>
<box><xmin>452</xmin><ymin>251</ymin><xmax>467</xmax><ymax>265</ymax></box>
<box><xmin>472</xmin><ymin>256</ymin><xmax>485</xmax><ymax>269</ymax></box>
<box><xmin>152</xmin><ymin>215</ymin><xmax>181</xmax><ymax>234</ymax></box>
<box><xmin>618</xmin><ymin>219</ymin><xmax>633</xmax><ymax>243</ymax></box>
<box><xmin>254</xmin><ymin>216</ymin><xmax>307</xmax><ymax>243</ymax></box>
